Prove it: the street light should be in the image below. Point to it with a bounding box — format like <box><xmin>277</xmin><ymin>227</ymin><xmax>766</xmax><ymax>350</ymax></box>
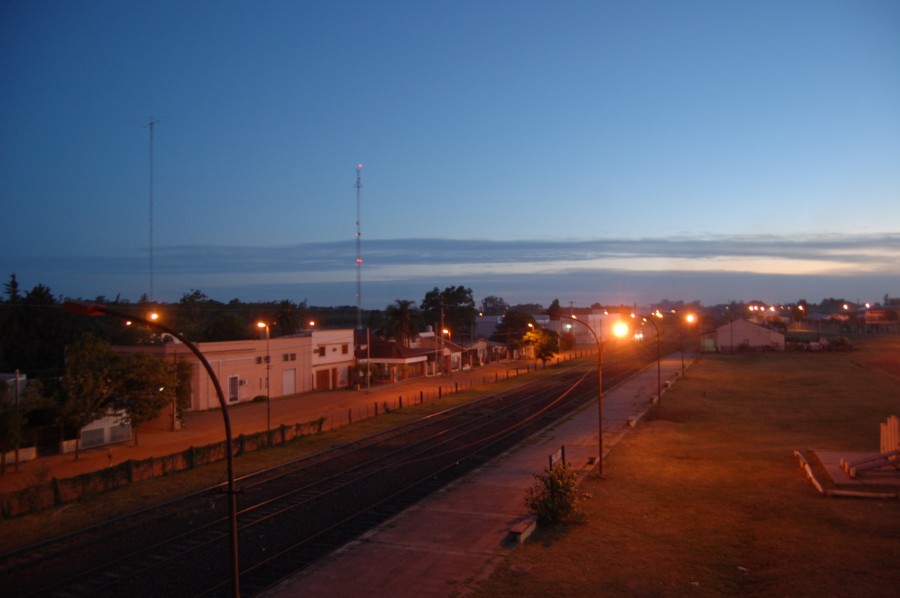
<box><xmin>441</xmin><ymin>328</ymin><xmax>451</xmax><ymax>373</ymax></box>
<box><xmin>64</xmin><ymin>302</ymin><xmax>240</xmax><ymax>597</ymax></box>
<box><xmin>526</xmin><ymin>322</ymin><xmax>535</xmax><ymax>363</ymax></box>
<box><xmin>682</xmin><ymin>313</ymin><xmax>697</xmax><ymax>376</ymax></box>
<box><xmin>565</xmin><ymin>314</ymin><xmax>628</xmax><ymax>476</ymax></box>
<box><xmin>257</xmin><ymin>321</ymin><xmax>271</xmax><ymax>439</ymax></box>
<box><xmin>631</xmin><ymin>312</ymin><xmax>662</xmax><ymax>406</ymax></box>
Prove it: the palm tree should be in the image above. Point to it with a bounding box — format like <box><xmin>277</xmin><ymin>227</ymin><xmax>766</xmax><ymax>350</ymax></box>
<box><xmin>384</xmin><ymin>299</ymin><xmax>422</xmax><ymax>347</ymax></box>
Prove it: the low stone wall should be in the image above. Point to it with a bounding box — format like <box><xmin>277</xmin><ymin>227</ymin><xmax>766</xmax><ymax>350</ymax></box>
<box><xmin>0</xmin><ymin>419</ymin><xmax>324</xmax><ymax>519</ymax></box>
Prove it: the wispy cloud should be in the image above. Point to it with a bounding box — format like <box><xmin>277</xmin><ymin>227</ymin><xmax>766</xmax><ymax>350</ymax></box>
<box><xmin>151</xmin><ymin>232</ymin><xmax>900</xmax><ymax>277</ymax></box>
<box><xmin>8</xmin><ymin>233</ymin><xmax>898</xmax><ymax>306</ymax></box>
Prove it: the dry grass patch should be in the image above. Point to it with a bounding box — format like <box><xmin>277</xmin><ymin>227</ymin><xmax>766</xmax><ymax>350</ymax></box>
<box><xmin>472</xmin><ymin>336</ymin><xmax>900</xmax><ymax>598</ymax></box>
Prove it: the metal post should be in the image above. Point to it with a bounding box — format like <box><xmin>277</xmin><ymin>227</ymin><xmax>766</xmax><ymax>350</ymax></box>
<box><xmin>265</xmin><ymin>326</ymin><xmax>270</xmax><ymax>439</ymax></box>
<box><xmin>565</xmin><ymin>315</ymin><xmax>605</xmax><ymax>476</ymax></box>
<box><xmin>635</xmin><ymin>315</ymin><xmax>662</xmax><ymax>405</ymax></box>
<box><xmin>65</xmin><ymin>302</ymin><xmax>241</xmax><ymax>597</ymax></box>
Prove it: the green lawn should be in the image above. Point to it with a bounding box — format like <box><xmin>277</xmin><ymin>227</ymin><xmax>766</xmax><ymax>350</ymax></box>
<box><xmin>471</xmin><ymin>336</ymin><xmax>900</xmax><ymax>597</ymax></box>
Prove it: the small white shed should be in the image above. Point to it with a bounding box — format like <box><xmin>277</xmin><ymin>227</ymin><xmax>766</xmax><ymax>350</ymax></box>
<box><xmin>715</xmin><ymin>319</ymin><xmax>785</xmax><ymax>352</ymax></box>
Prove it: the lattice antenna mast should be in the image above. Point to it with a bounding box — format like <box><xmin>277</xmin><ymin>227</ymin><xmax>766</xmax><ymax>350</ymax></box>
<box><xmin>355</xmin><ymin>163</ymin><xmax>364</xmax><ymax>329</ymax></box>
<box><xmin>146</xmin><ymin>116</ymin><xmax>160</xmax><ymax>301</ymax></box>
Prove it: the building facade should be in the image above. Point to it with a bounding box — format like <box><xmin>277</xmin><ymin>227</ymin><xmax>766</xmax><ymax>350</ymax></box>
<box><xmin>121</xmin><ymin>329</ymin><xmax>355</xmax><ymax>412</ymax></box>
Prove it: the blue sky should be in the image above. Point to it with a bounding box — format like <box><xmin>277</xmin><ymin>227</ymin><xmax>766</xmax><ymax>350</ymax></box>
<box><xmin>2</xmin><ymin>1</ymin><xmax>899</xmax><ymax>309</ymax></box>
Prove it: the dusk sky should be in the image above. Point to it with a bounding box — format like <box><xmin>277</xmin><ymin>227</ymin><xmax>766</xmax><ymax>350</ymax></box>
<box><xmin>2</xmin><ymin>1</ymin><xmax>898</xmax><ymax>310</ymax></box>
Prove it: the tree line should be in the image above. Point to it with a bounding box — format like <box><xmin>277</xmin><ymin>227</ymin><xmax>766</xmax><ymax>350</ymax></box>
<box><xmin>0</xmin><ymin>274</ymin><xmax>561</xmax><ymax>466</ymax></box>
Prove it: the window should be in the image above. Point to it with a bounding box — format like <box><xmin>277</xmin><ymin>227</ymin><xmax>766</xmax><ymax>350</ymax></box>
<box><xmin>317</xmin><ymin>347</ymin><xmax>326</xmax><ymax>357</ymax></box>
<box><xmin>290</xmin><ymin>353</ymin><xmax>297</xmax><ymax>361</ymax></box>
<box><xmin>342</xmin><ymin>344</ymin><xmax>349</xmax><ymax>354</ymax></box>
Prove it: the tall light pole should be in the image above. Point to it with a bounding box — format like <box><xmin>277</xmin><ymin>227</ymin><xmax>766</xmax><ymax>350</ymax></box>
<box><xmin>355</xmin><ymin>163</ymin><xmax>363</xmax><ymax>330</ymax></box>
<box><xmin>65</xmin><ymin>302</ymin><xmax>240</xmax><ymax>597</ymax></box>
<box><xmin>632</xmin><ymin>312</ymin><xmax>662</xmax><ymax>406</ymax></box>
<box><xmin>257</xmin><ymin>321</ymin><xmax>271</xmax><ymax>439</ymax></box>
<box><xmin>565</xmin><ymin>314</ymin><xmax>628</xmax><ymax>476</ymax></box>
<box><xmin>682</xmin><ymin>313</ymin><xmax>696</xmax><ymax>376</ymax></box>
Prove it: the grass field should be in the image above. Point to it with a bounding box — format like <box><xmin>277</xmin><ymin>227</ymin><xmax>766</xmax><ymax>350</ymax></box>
<box><xmin>470</xmin><ymin>336</ymin><xmax>900</xmax><ymax>597</ymax></box>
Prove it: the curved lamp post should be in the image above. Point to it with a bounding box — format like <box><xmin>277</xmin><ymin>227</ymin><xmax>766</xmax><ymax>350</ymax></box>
<box><xmin>632</xmin><ymin>312</ymin><xmax>662</xmax><ymax>406</ymax></box>
<box><xmin>564</xmin><ymin>314</ymin><xmax>627</xmax><ymax>476</ymax></box>
<box><xmin>65</xmin><ymin>302</ymin><xmax>240</xmax><ymax>597</ymax></box>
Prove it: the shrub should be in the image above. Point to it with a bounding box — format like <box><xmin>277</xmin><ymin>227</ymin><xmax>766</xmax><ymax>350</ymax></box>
<box><xmin>524</xmin><ymin>461</ymin><xmax>584</xmax><ymax>525</ymax></box>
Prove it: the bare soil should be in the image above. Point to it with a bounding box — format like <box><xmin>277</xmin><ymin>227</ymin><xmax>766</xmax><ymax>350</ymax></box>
<box><xmin>471</xmin><ymin>336</ymin><xmax>900</xmax><ymax>598</ymax></box>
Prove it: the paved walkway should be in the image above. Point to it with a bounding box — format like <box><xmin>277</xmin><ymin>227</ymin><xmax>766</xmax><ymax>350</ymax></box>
<box><xmin>262</xmin><ymin>354</ymin><xmax>687</xmax><ymax>598</ymax></box>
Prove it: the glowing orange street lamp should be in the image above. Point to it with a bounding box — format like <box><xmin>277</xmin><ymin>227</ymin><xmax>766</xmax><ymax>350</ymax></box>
<box><xmin>682</xmin><ymin>313</ymin><xmax>697</xmax><ymax>376</ymax></box>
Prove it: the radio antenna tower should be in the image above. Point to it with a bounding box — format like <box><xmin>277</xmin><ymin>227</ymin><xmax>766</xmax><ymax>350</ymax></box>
<box><xmin>146</xmin><ymin>116</ymin><xmax>160</xmax><ymax>301</ymax></box>
<box><xmin>355</xmin><ymin>163</ymin><xmax>364</xmax><ymax>329</ymax></box>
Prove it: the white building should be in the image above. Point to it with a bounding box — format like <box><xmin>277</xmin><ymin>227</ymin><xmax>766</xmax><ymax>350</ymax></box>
<box><xmin>714</xmin><ymin>319</ymin><xmax>785</xmax><ymax>352</ymax></box>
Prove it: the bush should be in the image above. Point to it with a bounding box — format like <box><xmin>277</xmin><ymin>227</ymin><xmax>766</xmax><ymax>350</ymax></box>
<box><xmin>252</xmin><ymin>395</ymin><xmax>268</xmax><ymax>403</ymax></box>
<box><xmin>524</xmin><ymin>461</ymin><xmax>584</xmax><ymax>525</ymax></box>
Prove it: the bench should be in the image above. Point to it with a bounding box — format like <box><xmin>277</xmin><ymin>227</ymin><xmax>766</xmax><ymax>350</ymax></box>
<box><xmin>508</xmin><ymin>515</ymin><xmax>537</xmax><ymax>544</ymax></box>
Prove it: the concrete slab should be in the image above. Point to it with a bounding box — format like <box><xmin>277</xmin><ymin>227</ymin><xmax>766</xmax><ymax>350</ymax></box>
<box><xmin>815</xmin><ymin>450</ymin><xmax>900</xmax><ymax>487</ymax></box>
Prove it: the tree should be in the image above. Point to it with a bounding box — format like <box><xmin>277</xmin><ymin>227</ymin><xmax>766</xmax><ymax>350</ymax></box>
<box><xmin>480</xmin><ymin>295</ymin><xmax>509</xmax><ymax>316</ymax></box>
<box><xmin>547</xmin><ymin>299</ymin><xmax>562</xmax><ymax>320</ymax></box>
<box><xmin>384</xmin><ymin>299</ymin><xmax>422</xmax><ymax>347</ymax></box>
<box><xmin>510</xmin><ymin>302</ymin><xmax>544</xmax><ymax>314</ymax></box>
<box><xmin>60</xmin><ymin>334</ymin><xmax>118</xmax><ymax>460</ymax></box>
<box><xmin>4</xmin><ymin>273</ymin><xmax>21</xmax><ymax>303</ymax></box>
<box><xmin>175</xmin><ymin>289</ymin><xmax>222</xmax><ymax>340</ymax></box>
<box><xmin>525</xmin><ymin>327</ymin><xmax>559</xmax><ymax>363</ymax></box>
<box><xmin>113</xmin><ymin>352</ymin><xmax>176</xmax><ymax>446</ymax></box>
<box><xmin>421</xmin><ymin>286</ymin><xmax>477</xmax><ymax>341</ymax></box>
<box><xmin>1</xmin><ymin>283</ymin><xmax>89</xmax><ymax>375</ymax></box>
<box><xmin>491</xmin><ymin>310</ymin><xmax>535</xmax><ymax>352</ymax></box>
<box><xmin>273</xmin><ymin>299</ymin><xmax>302</xmax><ymax>336</ymax></box>
<box><xmin>559</xmin><ymin>329</ymin><xmax>576</xmax><ymax>352</ymax></box>
<box><xmin>0</xmin><ymin>380</ymin><xmax>25</xmax><ymax>475</ymax></box>
<box><xmin>202</xmin><ymin>311</ymin><xmax>250</xmax><ymax>341</ymax></box>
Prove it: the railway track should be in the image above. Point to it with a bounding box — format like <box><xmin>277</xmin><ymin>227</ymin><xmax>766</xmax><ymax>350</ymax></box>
<box><xmin>2</xmin><ymin>350</ymin><xmax>652</xmax><ymax>597</ymax></box>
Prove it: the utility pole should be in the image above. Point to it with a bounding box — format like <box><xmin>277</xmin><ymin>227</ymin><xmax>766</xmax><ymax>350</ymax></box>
<box><xmin>146</xmin><ymin>116</ymin><xmax>159</xmax><ymax>301</ymax></box>
<box><xmin>355</xmin><ymin>163</ymin><xmax>363</xmax><ymax>330</ymax></box>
